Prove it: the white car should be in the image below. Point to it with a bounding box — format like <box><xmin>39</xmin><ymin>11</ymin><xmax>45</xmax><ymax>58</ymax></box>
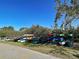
<box><xmin>18</xmin><ymin>38</ymin><xmax>27</xmax><ymax>43</ymax></box>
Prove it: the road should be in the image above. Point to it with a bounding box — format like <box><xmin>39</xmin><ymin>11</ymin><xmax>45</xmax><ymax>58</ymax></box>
<box><xmin>0</xmin><ymin>43</ymin><xmax>61</xmax><ymax>59</ymax></box>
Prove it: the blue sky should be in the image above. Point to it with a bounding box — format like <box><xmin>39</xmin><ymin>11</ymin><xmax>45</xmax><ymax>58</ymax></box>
<box><xmin>0</xmin><ymin>0</ymin><xmax>78</xmax><ymax>30</ymax></box>
<box><xmin>0</xmin><ymin>0</ymin><xmax>57</xmax><ymax>30</ymax></box>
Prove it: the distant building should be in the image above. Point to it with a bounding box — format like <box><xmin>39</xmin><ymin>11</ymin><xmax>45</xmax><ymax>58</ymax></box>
<box><xmin>23</xmin><ymin>34</ymin><xmax>34</xmax><ymax>40</ymax></box>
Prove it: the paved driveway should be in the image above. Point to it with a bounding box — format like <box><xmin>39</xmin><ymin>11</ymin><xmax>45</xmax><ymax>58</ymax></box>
<box><xmin>0</xmin><ymin>43</ymin><xmax>61</xmax><ymax>59</ymax></box>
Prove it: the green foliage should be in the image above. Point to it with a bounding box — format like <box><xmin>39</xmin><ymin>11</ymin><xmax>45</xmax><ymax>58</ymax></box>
<box><xmin>1</xmin><ymin>26</ymin><xmax>14</xmax><ymax>30</ymax></box>
<box><xmin>0</xmin><ymin>26</ymin><xmax>20</xmax><ymax>38</ymax></box>
<box><xmin>55</xmin><ymin>0</ymin><xmax>79</xmax><ymax>29</ymax></box>
<box><xmin>19</xmin><ymin>27</ymin><xmax>28</xmax><ymax>31</ymax></box>
<box><xmin>21</xmin><ymin>25</ymin><xmax>51</xmax><ymax>38</ymax></box>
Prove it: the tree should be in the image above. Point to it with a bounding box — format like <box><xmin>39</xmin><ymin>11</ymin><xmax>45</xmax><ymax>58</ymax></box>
<box><xmin>19</xmin><ymin>27</ymin><xmax>28</xmax><ymax>31</ymax></box>
<box><xmin>0</xmin><ymin>26</ymin><xmax>20</xmax><ymax>39</ymax></box>
<box><xmin>1</xmin><ymin>26</ymin><xmax>14</xmax><ymax>30</ymax></box>
<box><xmin>21</xmin><ymin>25</ymin><xmax>51</xmax><ymax>38</ymax></box>
<box><xmin>55</xmin><ymin>0</ymin><xmax>79</xmax><ymax>30</ymax></box>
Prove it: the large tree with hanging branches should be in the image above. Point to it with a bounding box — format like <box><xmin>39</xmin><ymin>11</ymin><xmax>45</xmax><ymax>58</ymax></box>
<box><xmin>54</xmin><ymin>0</ymin><xmax>79</xmax><ymax>30</ymax></box>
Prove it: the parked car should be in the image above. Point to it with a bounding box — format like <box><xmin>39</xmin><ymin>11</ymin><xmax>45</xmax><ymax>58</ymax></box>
<box><xmin>18</xmin><ymin>39</ymin><xmax>26</xmax><ymax>43</ymax></box>
<box><xmin>18</xmin><ymin>37</ymin><xmax>27</xmax><ymax>43</ymax></box>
